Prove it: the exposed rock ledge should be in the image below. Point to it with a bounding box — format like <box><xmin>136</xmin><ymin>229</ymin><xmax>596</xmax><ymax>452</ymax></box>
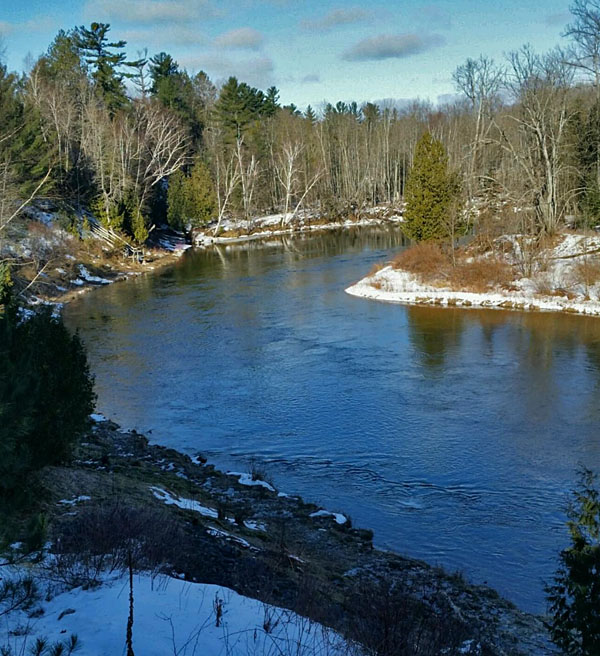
<box><xmin>30</xmin><ymin>417</ymin><xmax>553</xmax><ymax>655</ymax></box>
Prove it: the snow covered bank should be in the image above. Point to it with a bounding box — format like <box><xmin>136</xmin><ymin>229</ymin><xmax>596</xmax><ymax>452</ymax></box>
<box><xmin>346</xmin><ymin>233</ymin><xmax>600</xmax><ymax>317</ymax></box>
<box><xmin>194</xmin><ymin>207</ymin><xmax>403</xmax><ymax>247</ymax></box>
<box><xmin>3</xmin><ymin>571</ymin><xmax>352</xmax><ymax>656</ymax></box>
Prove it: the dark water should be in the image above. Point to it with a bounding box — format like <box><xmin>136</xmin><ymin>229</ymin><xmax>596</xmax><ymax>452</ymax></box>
<box><xmin>64</xmin><ymin>227</ymin><xmax>600</xmax><ymax>614</ymax></box>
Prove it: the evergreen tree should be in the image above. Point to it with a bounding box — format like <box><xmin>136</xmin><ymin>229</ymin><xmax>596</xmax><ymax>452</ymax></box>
<box><xmin>149</xmin><ymin>52</ymin><xmax>179</xmax><ymax>93</ymax></box>
<box><xmin>213</xmin><ymin>77</ymin><xmax>265</xmax><ymax>140</ymax></box>
<box><xmin>74</xmin><ymin>22</ymin><xmax>138</xmax><ymax>114</ymax></box>
<box><xmin>263</xmin><ymin>86</ymin><xmax>280</xmax><ymax>117</ymax></box>
<box><xmin>546</xmin><ymin>468</ymin><xmax>600</xmax><ymax>655</ymax></box>
<box><xmin>403</xmin><ymin>132</ymin><xmax>461</xmax><ymax>242</ymax></box>
<box><xmin>167</xmin><ymin>159</ymin><xmax>216</xmax><ymax>230</ymax></box>
<box><xmin>0</xmin><ymin>308</ymin><xmax>95</xmax><ymax>497</ymax></box>
<box><xmin>149</xmin><ymin>53</ymin><xmax>210</xmax><ymax>143</ymax></box>
<box><xmin>304</xmin><ymin>105</ymin><xmax>317</xmax><ymax>124</ymax></box>
<box><xmin>0</xmin><ymin>63</ymin><xmax>52</xmax><ymax>197</ymax></box>
<box><xmin>39</xmin><ymin>30</ymin><xmax>86</xmax><ymax>85</ymax></box>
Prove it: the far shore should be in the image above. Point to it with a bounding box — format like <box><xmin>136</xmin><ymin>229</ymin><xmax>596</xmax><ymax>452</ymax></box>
<box><xmin>30</xmin><ymin>208</ymin><xmax>405</xmax><ymax>308</ymax></box>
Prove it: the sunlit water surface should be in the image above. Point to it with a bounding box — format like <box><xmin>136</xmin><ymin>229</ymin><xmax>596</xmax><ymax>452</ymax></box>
<box><xmin>64</xmin><ymin>227</ymin><xmax>600</xmax><ymax>613</ymax></box>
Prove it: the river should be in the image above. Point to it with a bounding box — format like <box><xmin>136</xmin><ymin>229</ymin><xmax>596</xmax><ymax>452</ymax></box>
<box><xmin>64</xmin><ymin>226</ymin><xmax>600</xmax><ymax>614</ymax></box>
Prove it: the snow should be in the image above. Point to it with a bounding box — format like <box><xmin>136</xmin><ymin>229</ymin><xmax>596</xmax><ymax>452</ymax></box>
<box><xmin>78</xmin><ymin>265</ymin><xmax>111</xmax><ymax>285</ymax></box>
<box><xmin>244</xmin><ymin>520</ymin><xmax>267</xmax><ymax>532</ymax></box>
<box><xmin>309</xmin><ymin>510</ymin><xmax>348</xmax><ymax>525</ymax></box>
<box><xmin>346</xmin><ymin>232</ymin><xmax>600</xmax><ymax>318</ymax></box>
<box><xmin>226</xmin><ymin>472</ymin><xmax>276</xmax><ymax>492</ymax></box>
<box><xmin>3</xmin><ymin>571</ymin><xmax>354</xmax><ymax>656</ymax></box>
<box><xmin>206</xmin><ymin>527</ymin><xmax>253</xmax><ymax>549</ymax></box>
<box><xmin>193</xmin><ymin>207</ymin><xmax>402</xmax><ymax>247</ymax></box>
<box><xmin>150</xmin><ymin>486</ymin><xmax>219</xmax><ymax>519</ymax></box>
<box><xmin>58</xmin><ymin>495</ymin><xmax>91</xmax><ymax>506</ymax></box>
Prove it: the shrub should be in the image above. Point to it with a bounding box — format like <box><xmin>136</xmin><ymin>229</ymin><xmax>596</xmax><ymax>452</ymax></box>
<box><xmin>573</xmin><ymin>257</ymin><xmax>600</xmax><ymax>292</ymax></box>
<box><xmin>51</xmin><ymin>503</ymin><xmax>184</xmax><ymax>588</ymax></box>
<box><xmin>546</xmin><ymin>468</ymin><xmax>600</xmax><ymax>655</ymax></box>
<box><xmin>167</xmin><ymin>159</ymin><xmax>217</xmax><ymax>230</ymax></box>
<box><xmin>391</xmin><ymin>243</ymin><xmax>449</xmax><ymax>278</ymax></box>
<box><xmin>448</xmin><ymin>257</ymin><xmax>513</xmax><ymax>292</ymax></box>
<box><xmin>0</xmin><ymin>307</ymin><xmax>95</xmax><ymax>497</ymax></box>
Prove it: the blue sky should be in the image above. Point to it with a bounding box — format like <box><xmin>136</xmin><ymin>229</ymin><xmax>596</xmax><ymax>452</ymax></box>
<box><xmin>0</xmin><ymin>0</ymin><xmax>572</xmax><ymax>109</ymax></box>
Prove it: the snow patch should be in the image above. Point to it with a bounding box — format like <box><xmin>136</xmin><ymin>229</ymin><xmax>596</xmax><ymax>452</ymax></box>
<box><xmin>150</xmin><ymin>486</ymin><xmax>219</xmax><ymax>519</ymax></box>
<box><xmin>3</xmin><ymin>572</ymin><xmax>352</xmax><ymax>656</ymax></box>
<box><xmin>346</xmin><ymin>262</ymin><xmax>600</xmax><ymax>317</ymax></box>
<box><xmin>206</xmin><ymin>527</ymin><xmax>252</xmax><ymax>549</ymax></box>
<box><xmin>78</xmin><ymin>265</ymin><xmax>111</xmax><ymax>285</ymax></box>
<box><xmin>309</xmin><ymin>509</ymin><xmax>348</xmax><ymax>525</ymax></box>
<box><xmin>243</xmin><ymin>519</ymin><xmax>266</xmax><ymax>532</ymax></box>
<box><xmin>58</xmin><ymin>495</ymin><xmax>91</xmax><ymax>506</ymax></box>
<box><xmin>226</xmin><ymin>472</ymin><xmax>276</xmax><ymax>492</ymax></box>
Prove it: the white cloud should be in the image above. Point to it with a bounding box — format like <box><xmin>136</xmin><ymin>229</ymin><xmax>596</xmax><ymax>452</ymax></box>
<box><xmin>84</xmin><ymin>0</ymin><xmax>219</xmax><ymax>24</ymax></box>
<box><xmin>0</xmin><ymin>21</ymin><xmax>15</xmax><ymax>37</ymax></box>
<box><xmin>302</xmin><ymin>8</ymin><xmax>372</xmax><ymax>31</ymax></box>
<box><xmin>342</xmin><ymin>33</ymin><xmax>445</xmax><ymax>62</ymax></box>
<box><xmin>180</xmin><ymin>53</ymin><xmax>275</xmax><ymax>88</ymax></box>
<box><xmin>214</xmin><ymin>27</ymin><xmax>264</xmax><ymax>50</ymax></box>
<box><xmin>121</xmin><ymin>25</ymin><xmax>206</xmax><ymax>47</ymax></box>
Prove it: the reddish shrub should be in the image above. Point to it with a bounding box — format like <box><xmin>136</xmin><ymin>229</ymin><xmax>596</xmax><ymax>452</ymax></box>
<box><xmin>391</xmin><ymin>243</ymin><xmax>450</xmax><ymax>278</ymax></box>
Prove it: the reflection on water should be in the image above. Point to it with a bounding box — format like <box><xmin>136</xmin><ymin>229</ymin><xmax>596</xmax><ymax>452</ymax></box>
<box><xmin>64</xmin><ymin>226</ymin><xmax>600</xmax><ymax>613</ymax></box>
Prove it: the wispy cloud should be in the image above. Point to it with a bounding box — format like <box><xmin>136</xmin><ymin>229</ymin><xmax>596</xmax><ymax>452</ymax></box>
<box><xmin>302</xmin><ymin>7</ymin><xmax>373</xmax><ymax>31</ymax></box>
<box><xmin>84</xmin><ymin>0</ymin><xmax>220</xmax><ymax>24</ymax></box>
<box><xmin>342</xmin><ymin>33</ymin><xmax>445</xmax><ymax>61</ymax></box>
<box><xmin>121</xmin><ymin>25</ymin><xmax>207</xmax><ymax>48</ymax></box>
<box><xmin>301</xmin><ymin>73</ymin><xmax>320</xmax><ymax>83</ymax></box>
<box><xmin>417</xmin><ymin>5</ymin><xmax>452</xmax><ymax>30</ymax></box>
<box><xmin>214</xmin><ymin>27</ymin><xmax>264</xmax><ymax>50</ymax></box>
<box><xmin>545</xmin><ymin>12</ymin><xmax>570</xmax><ymax>27</ymax></box>
<box><xmin>180</xmin><ymin>53</ymin><xmax>275</xmax><ymax>88</ymax></box>
<box><xmin>0</xmin><ymin>21</ymin><xmax>15</xmax><ymax>37</ymax></box>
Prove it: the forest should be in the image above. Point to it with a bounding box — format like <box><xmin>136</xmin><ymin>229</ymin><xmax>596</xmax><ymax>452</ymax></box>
<box><xmin>2</xmin><ymin>2</ymin><xmax>600</xmax><ymax>251</ymax></box>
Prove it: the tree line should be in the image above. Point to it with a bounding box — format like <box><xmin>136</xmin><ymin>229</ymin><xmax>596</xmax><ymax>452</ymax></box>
<box><xmin>3</xmin><ymin>4</ymin><xmax>600</xmax><ymax>246</ymax></box>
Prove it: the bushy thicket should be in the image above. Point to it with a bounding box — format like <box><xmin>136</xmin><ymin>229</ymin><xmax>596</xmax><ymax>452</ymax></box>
<box><xmin>0</xmin><ymin>305</ymin><xmax>95</xmax><ymax>497</ymax></box>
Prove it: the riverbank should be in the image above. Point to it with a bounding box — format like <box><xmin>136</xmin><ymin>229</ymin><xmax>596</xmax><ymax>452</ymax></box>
<box><xmin>2</xmin><ymin>416</ymin><xmax>552</xmax><ymax>655</ymax></box>
<box><xmin>12</xmin><ymin>206</ymin><xmax>403</xmax><ymax>308</ymax></box>
<box><xmin>193</xmin><ymin>206</ymin><xmax>403</xmax><ymax>246</ymax></box>
<box><xmin>346</xmin><ymin>232</ymin><xmax>600</xmax><ymax>317</ymax></box>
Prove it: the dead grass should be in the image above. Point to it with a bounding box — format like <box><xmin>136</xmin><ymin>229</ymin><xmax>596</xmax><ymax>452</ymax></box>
<box><xmin>391</xmin><ymin>243</ymin><xmax>449</xmax><ymax>277</ymax></box>
<box><xmin>573</xmin><ymin>257</ymin><xmax>600</xmax><ymax>288</ymax></box>
<box><xmin>367</xmin><ymin>262</ymin><xmax>384</xmax><ymax>277</ymax></box>
<box><xmin>448</xmin><ymin>257</ymin><xmax>513</xmax><ymax>293</ymax></box>
<box><xmin>390</xmin><ymin>243</ymin><xmax>514</xmax><ymax>293</ymax></box>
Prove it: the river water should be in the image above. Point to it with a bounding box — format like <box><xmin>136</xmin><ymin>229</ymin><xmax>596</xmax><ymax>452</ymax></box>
<box><xmin>64</xmin><ymin>227</ymin><xmax>600</xmax><ymax>613</ymax></box>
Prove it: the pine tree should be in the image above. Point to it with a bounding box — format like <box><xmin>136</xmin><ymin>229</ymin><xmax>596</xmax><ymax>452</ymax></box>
<box><xmin>263</xmin><ymin>86</ymin><xmax>280</xmax><ymax>117</ymax></box>
<box><xmin>74</xmin><ymin>23</ymin><xmax>139</xmax><ymax>114</ymax></box>
<box><xmin>0</xmin><ymin>308</ymin><xmax>95</xmax><ymax>497</ymax></box>
<box><xmin>546</xmin><ymin>468</ymin><xmax>600</xmax><ymax>655</ymax></box>
<box><xmin>403</xmin><ymin>132</ymin><xmax>460</xmax><ymax>242</ymax></box>
<box><xmin>304</xmin><ymin>105</ymin><xmax>317</xmax><ymax>124</ymax></box>
<box><xmin>167</xmin><ymin>159</ymin><xmax>216</xmax><ymax>230</ymax></box>
<box><xmin>213</xmin><ymin>77</ymin><xmax>264</xmax><ymax>141</ymax></box>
